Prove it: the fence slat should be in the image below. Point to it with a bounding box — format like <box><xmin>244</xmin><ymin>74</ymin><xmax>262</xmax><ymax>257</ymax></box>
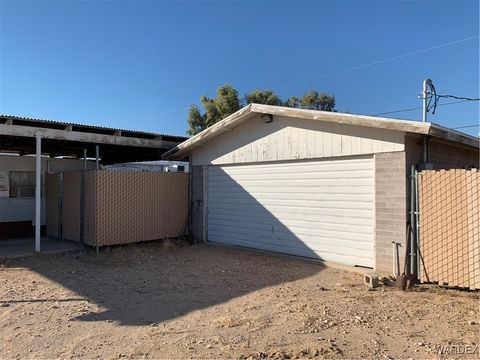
<box><xmin>419</xmin><ymin>169</ymin><xmax>480</xmax><ymax>289</ymax></box>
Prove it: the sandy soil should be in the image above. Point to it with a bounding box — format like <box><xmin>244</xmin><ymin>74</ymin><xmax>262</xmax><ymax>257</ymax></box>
<box><xmin>0</xmin><ymin>240</ymin><xmax>478</xmax><ymax>359</ymax></box>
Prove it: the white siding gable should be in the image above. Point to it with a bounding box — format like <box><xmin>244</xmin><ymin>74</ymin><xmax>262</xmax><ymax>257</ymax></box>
<box><xmin>191</xmin><ymin>115</ymin><xmax>405</xmax><ymax>166</ymax></box>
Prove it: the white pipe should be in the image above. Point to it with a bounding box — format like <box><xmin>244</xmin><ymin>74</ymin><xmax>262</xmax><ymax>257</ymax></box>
<box><xmin>35</xmin><ymin>133</ymin><xmax>42</xmax><ymax>252</ymax></box>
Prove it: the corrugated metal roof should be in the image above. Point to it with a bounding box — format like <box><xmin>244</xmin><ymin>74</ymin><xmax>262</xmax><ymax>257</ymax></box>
<box><xmin>0</xmin><ymin>114</ymin><xmax>188</xmax><ymax>141</ymax></box>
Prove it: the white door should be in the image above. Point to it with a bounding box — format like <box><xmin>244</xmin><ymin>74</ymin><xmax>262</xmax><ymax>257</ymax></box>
<box><xmin>207</xmin><ymin>157</ymin><xmax>375</xmax><ymax>267</ymax></box>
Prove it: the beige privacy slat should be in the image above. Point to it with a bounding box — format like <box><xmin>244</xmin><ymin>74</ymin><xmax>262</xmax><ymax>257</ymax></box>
<box><xmin>419</xmin><ymin>169</ymin><xmax>479</xmax><ymax>289</ymax></box>
<box><xmin>47</xmin><ymin>171</ymin><xmax>188</xmax><ymax>246</ymax></box>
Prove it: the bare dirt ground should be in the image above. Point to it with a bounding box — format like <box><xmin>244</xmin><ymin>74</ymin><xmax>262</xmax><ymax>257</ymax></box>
<box><xmin>0</xmin><ymin>240</ymin><xmax>478</xmax><ymax>359</ymax></box>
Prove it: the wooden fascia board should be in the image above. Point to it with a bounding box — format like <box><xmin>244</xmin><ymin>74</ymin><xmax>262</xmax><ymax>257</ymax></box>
<box><xmin>163</xmin><ymin>105</ymin><xmax>254</xmax><ymax>159</ymax></box>
<box><xmin>428</xmin><ymin>124</ymin><xmax>479</xmax><ymax>148</ymax></box>
<box><xmin>0</xmin><ymin>124</ymin><xmax>178</xmax><ymax>149</ymax></box>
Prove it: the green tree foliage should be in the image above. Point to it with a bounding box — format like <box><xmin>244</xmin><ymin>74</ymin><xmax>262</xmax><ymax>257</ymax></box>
<box><xmin>245</xmin><ymin>89</ymin><xmax>283</xmax><ymax>106</ymax></box>
<box><xmin>299</xmin><ymin>90</ymin><xmax>335</xmax><ymax>111</ymax></box>
<box><xmin>187</xmin><ymin>84</ymin><xmax>240</xmax><ymax>135</ymax></box>
<box><xmin>284</xmin><ymin>96</ymin><xmax>301</xmax><ymax>108</ymax></box>
<box><xmin>186</xmin><ymin>105</ymin><xmax>204</xmax><ymax>136</ymax></box>
<box><xmin>187</xmin><ymin>85</ymin><xmax>335</xmax><ymax>135</ymax></box>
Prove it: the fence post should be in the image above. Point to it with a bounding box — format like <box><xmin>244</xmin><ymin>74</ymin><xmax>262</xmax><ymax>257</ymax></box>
<box><xmin>58</xmin><ymin>172</ymin><xmax>64</xmax><ymax>241</ymax></box>
<box><xmin>79</xmin><ymin>149</ymin><xmax>86</xmax><ymax>247</ymax></box>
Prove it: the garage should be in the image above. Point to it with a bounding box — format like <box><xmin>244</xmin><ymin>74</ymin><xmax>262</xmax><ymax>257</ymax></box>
<box><xmin>165</xmin><ymin>103</ymin><xmax>478</xmax><ymax>273</ymax></box>
<box><xmin>207</xmin><ymin>157</ymin><xmax>375</xmax><ymax>267</ymax></box>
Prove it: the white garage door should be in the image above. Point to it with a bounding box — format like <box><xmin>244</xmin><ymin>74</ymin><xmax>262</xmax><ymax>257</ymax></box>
<box><xmin>207</xmin><ymin>157</ymin><xmax>375</xmax><ymax>267</ymax></box>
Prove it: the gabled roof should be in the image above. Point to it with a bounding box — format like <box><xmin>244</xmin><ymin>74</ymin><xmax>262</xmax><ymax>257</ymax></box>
<box><xmin>164</xmin><ymin>104</ymin><xmax>479</xmax><ymax>160</ymax></box>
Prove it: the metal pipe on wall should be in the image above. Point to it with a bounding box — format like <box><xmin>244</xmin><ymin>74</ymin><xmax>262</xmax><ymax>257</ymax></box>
<box><xmin>409</xmin><ymin>164</ymin><xmax>416</xmax><ymax>277</ymax></box>
<box><xmin>422</xmin><ymin>136</ymin><xmax>428</xmax><ymax>163</ymax></box>
<box><xmin>415</xmin><ymin>169</ymin><xmax>421</xmax><ymax>277</ymax></box>
<box><xmin>95</xmin><ymin>146</ymin><xmax>100</xmax><ymax>170</ymax></box>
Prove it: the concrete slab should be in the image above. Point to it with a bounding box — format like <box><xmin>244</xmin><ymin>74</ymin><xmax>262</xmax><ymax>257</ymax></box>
<box><xmin>0</xmin><ymin>237</ymin><xmax>82</xmax><ymax>260</ymax></box>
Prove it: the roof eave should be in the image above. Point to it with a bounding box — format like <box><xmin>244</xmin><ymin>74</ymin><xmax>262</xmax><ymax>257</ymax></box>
<box><xmin>164</xmin><ymin>104</ymin><xmax>479</xmax><ymax>159</ymax></box>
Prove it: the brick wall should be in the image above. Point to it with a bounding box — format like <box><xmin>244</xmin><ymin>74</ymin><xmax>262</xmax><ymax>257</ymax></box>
<box><xmin>375</xmin><ymin>151</ymin><xmax>407</xmax><ymax>274</ymax></box>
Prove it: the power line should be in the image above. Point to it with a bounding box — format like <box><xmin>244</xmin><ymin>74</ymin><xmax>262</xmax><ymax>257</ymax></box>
<box><xmin>437</xmin><ymin>94</ymin><xmax>480</xmax><ymax>101</ymax></box>
<box><xmin>371</xmin><ymin>99</ymin><xmax>476</xmax><ymax>116</ymax></box>
<box><xmin>452</xmin><ymin>124</ymin><xmax>480</xmax><ymax>130</ymax></box>
<box><xmin>128</xmin><ymin>35</ymin><xmax>479</xmax><ymax>121</ymax></box>
<box><xmin>272</xmin><ymin>35</ymin><xmax>479</xmax><ymax>90</ymax></box>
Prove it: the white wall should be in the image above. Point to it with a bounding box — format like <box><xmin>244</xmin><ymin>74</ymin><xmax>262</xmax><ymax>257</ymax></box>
<box><xmin>0</xmin><ymin>155</ymin><xmax>96</xmax><ymax>224</ymax></box>
<box><xmin>191</xmin><ymin>115</ymin><xmax>405</xmax><ymax>166</ymax></box>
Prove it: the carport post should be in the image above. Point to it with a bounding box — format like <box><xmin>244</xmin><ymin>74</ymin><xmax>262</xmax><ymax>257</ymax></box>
<box><xmin>35</xmin><ymin>133</ymin><xmax>42</xmax><ymax>252</ymax></box>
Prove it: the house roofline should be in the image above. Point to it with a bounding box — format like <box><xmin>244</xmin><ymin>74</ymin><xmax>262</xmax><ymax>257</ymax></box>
<box><xmin>164</xmin><ymin>103</ymin><xmax>479</xmax><ymax>160</ymax></box>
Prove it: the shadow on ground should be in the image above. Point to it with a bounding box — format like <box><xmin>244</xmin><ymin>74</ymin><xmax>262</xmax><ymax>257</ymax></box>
<box><xmin>1</xmin><ymin>164</ymin><xmax>355</xmax><ymax>325</ymax></box>
<box><xmin>1</xmin><ymin>242</ymin><xmax>324</xmax><ymax>326</ymax></box>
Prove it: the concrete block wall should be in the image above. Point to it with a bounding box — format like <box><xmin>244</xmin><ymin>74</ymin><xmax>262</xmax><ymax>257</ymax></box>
<box><xmin>190</xmin><ymin>166</ymin><xmax>205</xmax><ymax>243</ymax></box>
<box><xmin>374</xmin><ymin>151</ymin><xmax>407</xmax><ymax>274</ymax></box>
<box><xmin>405</xmin><ymin>136</ymin><xmax>479</xmax><ymax>170</ymax></box>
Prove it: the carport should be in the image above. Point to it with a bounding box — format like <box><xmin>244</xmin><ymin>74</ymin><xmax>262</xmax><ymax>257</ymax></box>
<box><xmin>0</xmin><ymin>115</ymin><xmax>186</xmax><ymax>254</ymax></box>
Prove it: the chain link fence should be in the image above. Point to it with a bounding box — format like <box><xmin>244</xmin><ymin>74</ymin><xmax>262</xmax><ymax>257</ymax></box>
<box><xmin>46</xmin><ymin>170</ymin><xmax>188</xmax><ymax>248</ymax></box>
<box><xmin>419</xmin><ymin>169</ymin><xmax>479</xmax><ymax>289</ymax></box>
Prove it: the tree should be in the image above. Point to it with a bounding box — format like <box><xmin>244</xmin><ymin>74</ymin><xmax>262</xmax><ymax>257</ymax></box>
<box><xmin>245</xmin><ymin>89</ymin><xmax>283</xmax><ymax>106</ymax></box>
<box><xmin>284</xmin><ymin>96</ymin><xmax>301</xmax><ymax>108</ymax></box>
<box><xmin>300</xmin><ymin>90</ymin><xmax>335</xmax><ymax>111</ymax></box>
<box><xmin>187</xmin><ymin>85</ymin><xmax>336</xmax><ymax>135</ymax></box>
<box><xmin>187</xmin><ymin>84</ymin><xmax>240</xmax><ymax>135</ymax></box>
<box><xmin>186</xmin><ymin>105</ymin><xmax>204</xmax><ymax>136</ymax></box>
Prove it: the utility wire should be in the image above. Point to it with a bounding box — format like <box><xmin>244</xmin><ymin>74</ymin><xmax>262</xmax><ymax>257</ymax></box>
<box><xmin>437</xmin><ymin>94</ymin><xmax>480</xmax><ymax>101</ymax></box>
<box><xmin>371</xmin><ymin>99</ymin><xmax>475</xmax><ymax>116</ymax></box>
<box><xmin>272</xmin><ymin>35</ymin><xmax>479</xmax><ymax>90</ymax></box>
<box><xmin>452</xmin><ymin>124</ymin><xmax>480</xmax><ymax>130</ymax></box>
<box><xmin>128</xmin><ymin>35</ymin><xmax>479</xmax><ymax>121</ymax></box>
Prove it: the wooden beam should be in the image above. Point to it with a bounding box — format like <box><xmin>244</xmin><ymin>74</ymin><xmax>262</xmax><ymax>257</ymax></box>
<box><xmin>0</xmin><ymin>124</ymin><xmax>179</xmax><ymax>149</ymax></box>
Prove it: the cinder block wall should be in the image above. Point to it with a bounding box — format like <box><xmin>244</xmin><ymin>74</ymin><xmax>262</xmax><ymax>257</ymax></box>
<box><xmin>190</xmin><ymin>166</ymin><xmax>205</xmax><ymax>242</ymax></box>
<box><xmin>374</xmin><ymin>151</ymin><xmax>407</xmax><ymax>274</ymax></box>
<box><xmin>405</xmin><ymin>136</ymin><xmax>479</xmax><ymax>169</ymax></box>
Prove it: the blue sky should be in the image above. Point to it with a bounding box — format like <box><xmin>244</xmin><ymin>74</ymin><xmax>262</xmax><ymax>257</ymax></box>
<box><xmin>0</xmin><ymin>0</ymin><xmax>478</xmax><ymax>136</ymax></box>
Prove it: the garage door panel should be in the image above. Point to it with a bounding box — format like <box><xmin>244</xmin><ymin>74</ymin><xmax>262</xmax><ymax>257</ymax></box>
<box><xmin>209</xmin><ymin>185</ymin><xmax>372</xmax><ymax>195</ymax></box>
<box><xmin>209</xmin><ymin>169</ymin><xmax>372</xmax><ymax>181</ymax></box>
<box><xmin>208</xmin><ymin>230</ymin><xmax>373</xmax><ymax>253</ymax></box>
<box><xmin>209</xmin><ymin>216</ymin><xmax>373</xmax><ymax>234</ymax></box>
<box><xmin>209</xmin><ymin>198</ymin><xmax>373</xmax><ymax>210</ymax></box>
<box><xmin>209</xmin><ymin>192</ymin><xmax>373</xmax><ymax>203</ymax></box>
<box><xmin>209</xmin><ymin>178</ymin><xmax>373</xmax><ymax>187</ymax></box>
<box><xmin>208</xmin><ymin>235</ymin><xmax>373</xmax><ymax>268</ymax></box>
<box><xmin>208</xmin><ymin>211</ymin><xmax>373</xmax><ymax>227</ymax></box>
<box><xmin>208</xmin><ymin>221</ymin><xmax>373</xmax><ymax>243</ymax></box>
<box><xmin>207</xmin><ymin>157</ymin><xmax>375</xmax><ymax>267</ymax></box>
<box><xmin>210</xmin><ymin>159</ymin><xmax>373</xmax><ymax>174</ymax></box>
<box><xmin>209</xmin><ymin>204</ymin><xmax>373</xmax><ymax>219</ymax></box>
